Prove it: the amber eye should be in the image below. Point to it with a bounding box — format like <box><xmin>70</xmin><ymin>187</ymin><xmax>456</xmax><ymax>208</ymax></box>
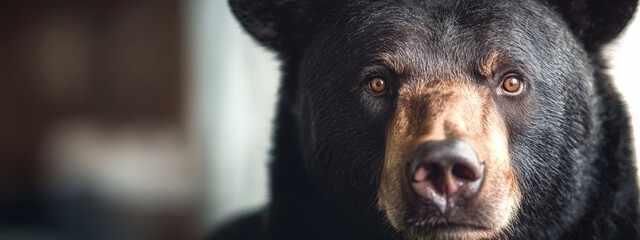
<box><xmin>501</xmin><ymin>75</ymin><xmax>524</xmax><ymax>94</ymax></box>
<box><xmin>369</xmin><ymin>77</ymin><xmax>387</xmax><ymax>93</ymax></box>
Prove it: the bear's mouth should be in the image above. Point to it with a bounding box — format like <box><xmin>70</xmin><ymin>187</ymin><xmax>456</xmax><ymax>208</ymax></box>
<box><xmin>404</xmin><ymin>218</ymin><xmax>495</xmax><ymax>239</ymax></box>
<box><xmin>403</xmin><ymin>204</ymin><xmax>493</xmax><ymax>230</ymax></box>
<box><xmin>405</xmin><ymin>217</ymin><xmax>490</xmax><ymax>229</ymax></box>
<box><xmin>402</xmin><ymin>221</ymin><xmax>496</xmax><ymax>240</ymax></box>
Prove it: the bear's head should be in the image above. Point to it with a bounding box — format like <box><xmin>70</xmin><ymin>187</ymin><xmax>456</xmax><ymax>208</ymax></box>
<box><xmin>230</xmin><ymin>0</ymin><xmax>637</xmax><ymax>239</ymax></box>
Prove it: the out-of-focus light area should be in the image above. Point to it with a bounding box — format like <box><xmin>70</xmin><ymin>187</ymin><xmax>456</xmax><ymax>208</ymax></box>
<box><xmin>0</xmin><ymin>1</ymin><xmax>637</xmax><ymax>239</ymax></box>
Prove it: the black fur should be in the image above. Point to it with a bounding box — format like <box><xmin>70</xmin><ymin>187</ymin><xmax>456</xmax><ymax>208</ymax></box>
<box><xmin>213</xmin><ymin>0</ymin><xmax>640</xmax><ymax>239</ymax></box>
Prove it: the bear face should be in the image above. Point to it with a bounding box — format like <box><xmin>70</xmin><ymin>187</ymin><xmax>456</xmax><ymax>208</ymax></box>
<box><xmin>296</xmin><ymin>1</ymin><xmax>591</xmax><ymax>238</ymax></box>
<box><xmin>228</xmin><ymin>0</ymin><xmax>639</xmax><ymax>239</ymax></box>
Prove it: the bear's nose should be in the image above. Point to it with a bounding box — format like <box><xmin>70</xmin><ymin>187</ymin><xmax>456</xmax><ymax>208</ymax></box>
<box><xmin>408</xmin><ymin>139</ymin><xmax>485</xmax><ymax>214</ymax></box>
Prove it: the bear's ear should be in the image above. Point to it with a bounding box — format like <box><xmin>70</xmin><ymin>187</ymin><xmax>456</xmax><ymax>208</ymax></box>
<box><xmin>545</xmin><ymin>0</ymin><xmax>638</xmax><ymax>51</ymax></box>
<box><xmin>228</xmin><ymin>0</ymin><xmax>336</xmax><ymax>52</ymax></box>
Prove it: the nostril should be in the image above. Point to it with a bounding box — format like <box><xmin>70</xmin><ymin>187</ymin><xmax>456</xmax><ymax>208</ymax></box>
<box><xmin>413</xmin><ymin>164</ymin><xmax>440</xmax><ymax>182</ymax></box>
<box><xmin>426</xmin><ymin>164</ymin><xmax>442</xmax><ymax>182</ymax></box>
<box><xmin>452</xmin><ymin>163</ymin><xmax>479</xmax><ymax>181</ymax></box>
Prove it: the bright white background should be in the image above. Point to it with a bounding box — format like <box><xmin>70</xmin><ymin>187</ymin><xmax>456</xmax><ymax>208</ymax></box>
<box><xmin>191</xmin><ymin>1</ymin><xmax>640</xmax><ymax>227</ymax></box>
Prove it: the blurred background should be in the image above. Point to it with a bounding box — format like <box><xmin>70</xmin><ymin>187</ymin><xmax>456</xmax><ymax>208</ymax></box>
<box><xmin>0</xmin><ymin>1</ymin><xmax>637</xmax><ymax>239</ymax></box>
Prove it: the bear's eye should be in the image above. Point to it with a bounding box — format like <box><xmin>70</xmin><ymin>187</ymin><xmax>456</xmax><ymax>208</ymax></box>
<box><xmin>501</xmin><ymin>75</ymin><xmax>524</xmax><ymax>95</ymax></box>
<box><xmin>369</xmin><ymin>77</ymin><xmax>387</xmax><ymax>93</ymax></box>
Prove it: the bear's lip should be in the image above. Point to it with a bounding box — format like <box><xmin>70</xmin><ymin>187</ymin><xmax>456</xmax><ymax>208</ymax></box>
<box><xmin>424</xmin><ymin>222</ymin><xmax>489</xmax><ymax>230</ymax></box>
<box><xmin>405</xmin><ymin>221</ymin><xmax>494</xmax><ymax>238</ymax></box>
<box><xmin>403</xmin><ymin>205</ymin><xmax>494</xmax><ymax>232</ymax></box>
<box><xmin>405</xmin><ymin>217</ymin><xmax>491</xmax><ymax>230</ymax></box>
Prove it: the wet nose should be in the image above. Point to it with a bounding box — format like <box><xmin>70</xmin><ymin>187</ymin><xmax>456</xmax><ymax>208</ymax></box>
<box><xmin>408</xmin><ymin>139</ymin><xmax>485</xmax><ymax>213</ymax></box>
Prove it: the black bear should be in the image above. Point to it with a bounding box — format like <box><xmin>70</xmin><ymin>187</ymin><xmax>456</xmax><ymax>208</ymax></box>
<box><xmin>215</xmin><ymin>0</ymin><xmax>640</xmax><ymax>239</ymax></box>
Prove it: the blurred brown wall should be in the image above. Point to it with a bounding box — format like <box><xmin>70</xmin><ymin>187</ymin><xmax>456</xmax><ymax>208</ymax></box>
<box><xmin>0</xmin><ymin>0</ymin><xmax>184</xmax><ymax>230</ymax></box>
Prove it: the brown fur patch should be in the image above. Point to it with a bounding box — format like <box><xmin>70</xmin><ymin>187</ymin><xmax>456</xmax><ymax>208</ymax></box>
<box><xmin>378</xmin><ymin>77</ymin><xmax>521</xmax><ymax>240</ymax></box>
<box><xmin>378</xmin><ymin>52</ymin><xmax>407</xmax><ymax>76</ymax></box>
<box><xmin>480</xmin><ymin>52</ymin><xmax>501</xmax><ymax>78</ymax></box>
